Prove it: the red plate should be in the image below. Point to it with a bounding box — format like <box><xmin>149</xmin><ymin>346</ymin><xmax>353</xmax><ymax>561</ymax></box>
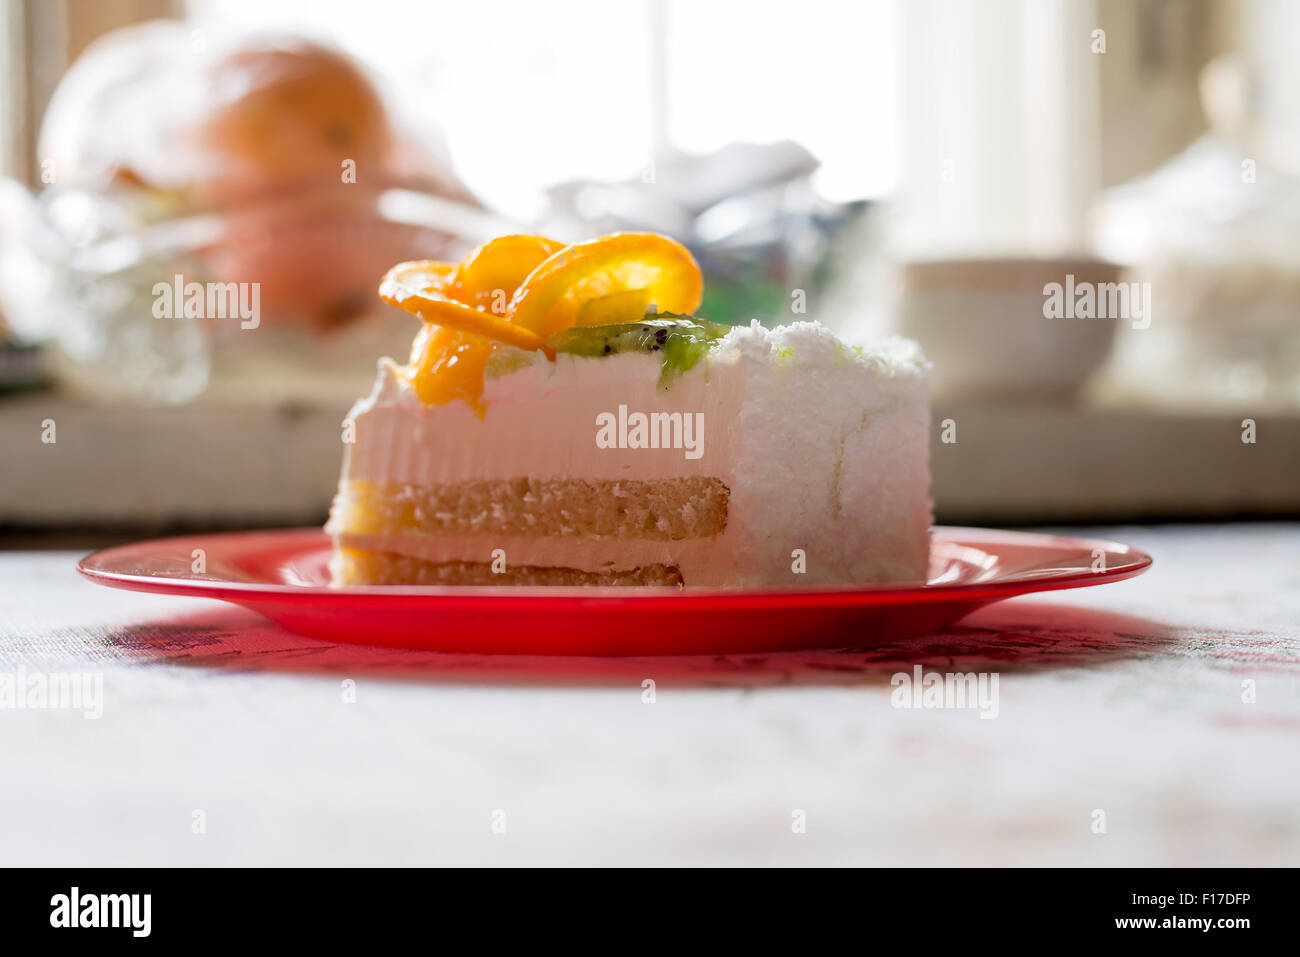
<box><xmin>77</xmin><ymin>527</ymin><xmax>1151</xmax><ymax>655</ymax></box>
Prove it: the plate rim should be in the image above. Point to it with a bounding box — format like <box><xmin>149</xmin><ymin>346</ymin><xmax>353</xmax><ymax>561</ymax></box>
<box><xmin>76</xmin><ymin>525</ymin><xmax>1153</xmax><ymax>607</ymax></box>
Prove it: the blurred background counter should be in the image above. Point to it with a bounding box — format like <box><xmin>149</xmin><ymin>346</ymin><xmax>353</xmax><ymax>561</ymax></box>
<box><xmin>3</xmin><ymin>394</ymin><xmax>1299</xmax><ymax>538</ymax></box>
<box><xmin>2</xmin><ymin>0</ymin><xmax>1299</xmax><ymax>540</ymax></box>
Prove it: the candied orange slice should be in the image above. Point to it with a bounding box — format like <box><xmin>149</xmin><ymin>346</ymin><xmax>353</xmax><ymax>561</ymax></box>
<box><xmin>508</xmin><ymin>233</ymin><xmax>703</xmax><ymax>339</ymax></box>
<box><xmin>403</xmin><ymin>325</ymin><xmax>494</xmax><ymax>412</ymax></box>
<box><xmin>379</xmin><ymin>259</ymin><xmax>555</xmax><ymax>357</ymax></box>
<box><xmin>398</xmin><ymin>295</ymin><xmax>555</xmax><ymax>356</ymax></box>
<box><xmin>447</xmin><ymin>234</ymin><xmax>564</xmax><ymax>313</ymax></box>
<box><xmin>380</xmin><ymin>260</ymin><xmax>457</xmax><ymax>300</ymax></box>
<box><xmin>377</xmin><ymin>232</ymin><xmax>704</xmax><ymax>413</ymax></box>
<box><xmin>575</xmin><ymin>288</ymin><xmax>656</xmax><ymax>327</ymax></box>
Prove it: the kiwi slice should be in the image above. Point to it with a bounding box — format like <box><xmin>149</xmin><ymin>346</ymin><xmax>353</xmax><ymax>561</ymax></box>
<box><xmin>551</xmin><ymin>313</ymin><xmax>731</xmax><ymax>388</ymax></box>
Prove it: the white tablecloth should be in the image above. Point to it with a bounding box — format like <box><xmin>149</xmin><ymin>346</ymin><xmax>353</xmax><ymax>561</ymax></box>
<box><xmin>1</xmin><ymin>523</ymin><xmax>1296</xmax><ymax>866</ymax></box>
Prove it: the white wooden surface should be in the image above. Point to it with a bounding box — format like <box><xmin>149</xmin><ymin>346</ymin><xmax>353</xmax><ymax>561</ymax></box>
<box><xmin>0</xmin><ymin>523</ymin><xmax>1297</xmax><ymax>866</ymax></box>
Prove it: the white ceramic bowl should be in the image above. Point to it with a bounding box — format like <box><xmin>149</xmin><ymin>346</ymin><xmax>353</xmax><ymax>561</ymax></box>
<box><xmin>894</xmin><ymin>257</ymin><xmax>1123</xmax><ymax>401</ymax></box>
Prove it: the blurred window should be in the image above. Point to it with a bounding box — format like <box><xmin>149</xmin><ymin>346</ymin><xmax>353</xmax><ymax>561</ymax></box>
<box><xmin>186</xmin><ymin>0</ymin><xmax>900</xmax><ymax>217</ymax></box>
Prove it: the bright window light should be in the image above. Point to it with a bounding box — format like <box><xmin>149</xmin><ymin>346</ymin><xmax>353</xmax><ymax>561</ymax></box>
<box><xmin>187</xmin><ymin>0</ymin><xmax>899</xmax><ymax>217</ymax></box>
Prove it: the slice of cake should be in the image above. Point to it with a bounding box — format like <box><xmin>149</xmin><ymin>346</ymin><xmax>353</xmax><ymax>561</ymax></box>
<box><xmin>328</xmin><ymin>233</ymin><xmax>931</xmax><ymax>587</ymax></box>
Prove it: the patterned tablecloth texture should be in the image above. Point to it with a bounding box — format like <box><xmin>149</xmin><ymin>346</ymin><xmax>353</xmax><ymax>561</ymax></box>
<box><xmin>0</xmin><ymin>523</ymin><xmax>1296</xmax><ymax>866</ymax></box>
